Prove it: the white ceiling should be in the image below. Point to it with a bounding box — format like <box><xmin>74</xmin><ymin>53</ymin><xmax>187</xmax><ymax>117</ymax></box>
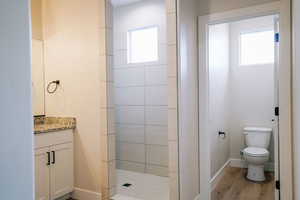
<box><xmin>111</xmin><ymin>0</ymin><xmax>142</xmax><ymax>7</ymax></box>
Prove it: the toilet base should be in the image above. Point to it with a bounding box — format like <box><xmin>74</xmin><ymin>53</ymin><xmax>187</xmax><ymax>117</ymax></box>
<box><xmin>247</xmin><ymin>164</ymin><xmax>265</xmax><ymax>182</ymax></box>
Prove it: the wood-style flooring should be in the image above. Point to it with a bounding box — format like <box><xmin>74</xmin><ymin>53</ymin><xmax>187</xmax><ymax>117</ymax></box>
<box><xmin>212</xmin><ymin>167</ymin><xmax>274</xmax><ymax>200</ymax></box>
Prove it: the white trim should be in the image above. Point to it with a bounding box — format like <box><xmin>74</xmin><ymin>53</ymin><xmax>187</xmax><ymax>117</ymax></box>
<box><xmin>72</xmin><ymin>188</ymin><xmax>101</xmax><ymax>200</ymax></box>
<box><xmin>229</xmin><ymin>158</ymin><xmax>274</xmax><ymax>172</ymax></box>
<box><xmin>292</xmin><ymin>0</ymin><xmax>300</xmax><ymax>199</ymax></box>
<box><xmin>278</xmin><ymin>0</ymin><xmax>293</xmax><ymax>199</ymax></box>
<box><xmin>210</xmin><ymin>160</ymin><xmax>230</xmax><ymax>192</ymax></box>
<box><xmin>199</xmin><ymin>2</ymin><xmax>280</xmax><ymax>25</ymax></box>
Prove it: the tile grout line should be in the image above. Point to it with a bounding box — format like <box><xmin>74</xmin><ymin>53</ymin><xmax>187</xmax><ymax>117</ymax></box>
<box><xmin>143</xmin><ymin>64</ymin><xmax>147</xmax><ymax>173</ymax></box>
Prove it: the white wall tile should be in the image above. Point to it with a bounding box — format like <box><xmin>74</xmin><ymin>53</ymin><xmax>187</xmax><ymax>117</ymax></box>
<box><xmin>114</xmin><ymin>50</ymin><xmax>127</xmax><ymax>67</ymax></box>
<box><xmin>114</xmin><ymin>87</ymin><xmax>144</xmax><ymax>105</ymax></box>
<box><xmin>167</xmin><ymin>13</ymin><xmax>177</xmax><ymax>45</ymax></box>
<box><xmin>115</xmin><ymin>106</ymin><xmax>144</xmax><ymax>124</ymax></box>
<box><xmin>146</xmin><ymin>106</ymin><xmax>168</xmax><ymax>125</ymax></box>
<box><xmin>159</xmin><ymin>25</ymin><xmax>167</xmax><ymax>45</ymax></box>
<box><xmin>114</xmin><ymin>67</ymin><xmax>145</xmax><ymax>87</ymax></box>
<box><xmin>107</xmin><ymin>55</ymin><xmax>114</xmax><ymax>82</ymax></box>
<box><xmin>169</xmin><ymin>172</ymin><xmax>179</xmax><ymax>200</ymax></box>
<box><xmin>113</xmin><ymin>0</ymin><xmax>171</xmax><ymax>176</ymax></box>
<box><xmin>168</xmin><ymin>77</ymin><xmax>177</xmax><ymax>108</ymax></box>
<box><xmin>107</xmin><ymin>82</ymin><xmax>114</xmax><ymax>108</ymax></box>
<box><xmin>113</xmin><ymin>31</ymin><xmax>127</xmax><ymax>50</ymax></box>
<box><xmin>146</xmin><ymin>164</ymin><xmax>168</xmax><ymax>177</ymax></box>
<box><xmin>106</xmin><ymin>28</ymin><xmax>113</xmax><ymax>56</ymax></box>
<box><xmin>109</xmin><ymin>161</ymin><xmax>116</xmax><ymax>188</ymax></box>
<box><xmin>116</xmin><ymin>160</ymin><xmax>145</xmax><ymax>173</ymax></box>
<box><xmin>116</xmin><ymin>124</ymin><xmax>145</xmax><ymax>143</ymax></box>
<box><xmin>105</xmin><ymin>0</ymin><xmax>113</xmax><ymax>29</ymax></box>
<box><xmin>116</xmin><ymin>142</ymin><xmax>146</xmax><ymax>163</ymax></box>
<box><xmin>108</xmin><ymin>135</ymin><xmax>116</xmax><ymax>161</ymax></box>
<box><xmin>108</xmin><ymin>108</ymin><xmax>116</xmax><ymax>134</ymax></box>
<box><xmin>168</xmin><ymin>141</ymin><xmax>178</xmax><ymax>172</ymax></box>
<box><xmin>168</xmin><ymin>108</ymin><xmax>178</xmax><ymax>141</ymax></box>
<box><xmin>100</xmin><ymin>108</ymin><xmax>115</xmax><ymax>135</ymax></box>
<box><xmin>158</xmin><ymin>44</ymin><xmax>168</xmax><ymax>65</ymax></box>
<box><xmin>167</xmin><ymin>44</ymin><xmax>177</xmax><ymax>77</ymax></box>
<box><xmin>145</xmin><ymin>125</ymin><xmax>168</xmax><ymax>145</ymax></box>
<box><xmin>103</xmin><ymin>135</ymin><xmax>116</xmax><ymax>161</ymax></box>
<box><xmin>145</xmin><ymin>66</ymin><xmax>167</xmax><ymax>85</ymax></box>
<box><xmin>146</xmin><ymin>145</ymin><xmax>168</xmax><ymax>166</ymax></box>
<box><xmin>166</xmin><ymin>0</ymin><xmax>176</xmax><ymax>13</ymax></box>
<box><xmin>145</xmin><ymin>86</ymin><xmax>167</xmax><ymax>106</ymax></box>
<box><xmin>100</xmin><ymin>134</ymin><xmax>116</xmax><ymax>161</ymax></box>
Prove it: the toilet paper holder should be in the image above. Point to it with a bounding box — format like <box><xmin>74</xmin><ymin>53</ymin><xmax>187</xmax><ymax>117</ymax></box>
<box><xmin>218</xmin><ymin>131</ymin><xmax>226</xmax><ymax>138</ymax></box>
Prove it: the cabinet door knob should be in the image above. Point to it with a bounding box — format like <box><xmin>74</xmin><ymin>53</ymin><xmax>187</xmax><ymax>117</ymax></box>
<box><xmin>47</xmin><ymin>152</ymin><xmax>51</xmax><ymax>166</ymax></box>
<box><xmin>52</xmin><ymin>151</ymin><xmax>56</xmax><ymax>164</ymax></box>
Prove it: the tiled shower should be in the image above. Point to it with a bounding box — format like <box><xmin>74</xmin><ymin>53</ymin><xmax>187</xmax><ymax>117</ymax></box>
<box><xmin>113</xmin><ymin>0</ymin><xmax>169</xmax><ymax>177</ymax></box>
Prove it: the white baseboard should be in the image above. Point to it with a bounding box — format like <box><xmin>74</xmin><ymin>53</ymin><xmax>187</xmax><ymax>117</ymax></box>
<box><xmin>72</xmin><ymin>187</ymin><xmax>101</xmax><ymax>200</ymax></box>
<box><xmin>229</xmin><ymin>158</ymin><xmax>274</xmax><ymax>172</ymax></box>
<box><xmin>210</xmin><ymin>159</ymin><xmax>230</xmax><ymax>192</ymax></box>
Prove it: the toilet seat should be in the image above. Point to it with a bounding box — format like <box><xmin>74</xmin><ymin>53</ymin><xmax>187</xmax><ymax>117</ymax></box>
<box><xmin>244</xmin><ymin>147</ymin><xmax>269</xmax><ymax>157</ymax></box>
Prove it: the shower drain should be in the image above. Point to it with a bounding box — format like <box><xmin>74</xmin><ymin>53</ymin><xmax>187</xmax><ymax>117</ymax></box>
<box><xmin>122</xmin><ymin>183</ymin><xmax>132</xmax><ymax>187</ymax></box>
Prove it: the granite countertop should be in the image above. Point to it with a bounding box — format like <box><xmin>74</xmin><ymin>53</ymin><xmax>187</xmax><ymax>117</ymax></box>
<box><xmin>34</xmin><ymin>116</ymin><xmax>76</xmax><ymax>134</ymax></box>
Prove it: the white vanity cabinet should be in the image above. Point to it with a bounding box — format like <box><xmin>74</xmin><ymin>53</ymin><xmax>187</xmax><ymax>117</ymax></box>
<box><xmin>34</xmin><ymin>130</ymin><xmax>74</xmax><ymax>200</ymax></box>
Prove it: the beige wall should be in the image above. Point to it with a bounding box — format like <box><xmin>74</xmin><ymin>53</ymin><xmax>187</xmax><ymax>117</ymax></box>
<box><xmin>31</xmin><ymin>0</ymin><xmax>43</xmax><ymax>40</ymax></box>
<box><xmin>197</xmin><ymin>0</ymin><xmax>279</xmax><ymax>15</ymax></box>
<box><xmin>32</xmin><ymin>39</ymin><xmax>45</xmax><ymax>116</ymax></box>
<box><xmin>42</xmin><ymin>0</ymin><xmax>103</xmax><ymax>193</ymax></box>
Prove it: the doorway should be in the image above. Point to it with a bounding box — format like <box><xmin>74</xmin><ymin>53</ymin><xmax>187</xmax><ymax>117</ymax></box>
<box><xmin>198</xmin><ymin>8</ymin><xmax>282</xmax><ymax>200</ymax></box>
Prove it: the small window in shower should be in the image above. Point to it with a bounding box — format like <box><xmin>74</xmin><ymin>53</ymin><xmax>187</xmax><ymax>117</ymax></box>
<box><xmin>127</xmin><ymin>26</ymin><xmax>158</xmax><ymax>63</ymax></box>
<box><xmin>240</xmin><ymin>30</ymin><xmax>274</xmax><ymax>66</ymax></box>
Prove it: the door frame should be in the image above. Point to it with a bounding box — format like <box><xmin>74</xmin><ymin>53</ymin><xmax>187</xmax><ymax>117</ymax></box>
<box><xmin>197</xmin><ymin>1</ymin><xmax>293</xmax><ymax>200</ymax></box>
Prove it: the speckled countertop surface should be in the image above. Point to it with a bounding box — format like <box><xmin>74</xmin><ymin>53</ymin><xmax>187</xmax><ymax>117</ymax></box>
<box><xmin>34</xmin><ymin>116</ymin><xmax>76</xmax><ymax>134</ymax></box>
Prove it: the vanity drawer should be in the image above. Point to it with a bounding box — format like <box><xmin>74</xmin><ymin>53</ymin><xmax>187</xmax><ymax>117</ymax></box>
<box><xmin>35</xmin><ymin>129</ymin><xmax>73</xmax><ymax>149</ymax></box>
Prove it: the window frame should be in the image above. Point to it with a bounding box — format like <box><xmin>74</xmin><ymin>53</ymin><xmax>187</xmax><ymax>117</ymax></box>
<box><xmin>238</xmin><ymin>28</ymin><xmax>275</xmax><ymax>67</ymax></box>
<box><xmin>127</xmin><ymin>25</ymin><xmax>159</xmax><ymax>64</ymax></box>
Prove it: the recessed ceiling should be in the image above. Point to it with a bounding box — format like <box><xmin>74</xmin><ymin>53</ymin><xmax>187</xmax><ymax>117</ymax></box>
<box><xmin>111</xmin><ymin>0</ymin><xmax>142</xmax><ymax>7</ymax></box>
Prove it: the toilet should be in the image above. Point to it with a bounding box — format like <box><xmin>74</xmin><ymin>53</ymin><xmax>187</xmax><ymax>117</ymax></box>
<box><xmin>243</xmin><ymin>127</ymin><xmax>272</xmax><ymax>182</ymax></box>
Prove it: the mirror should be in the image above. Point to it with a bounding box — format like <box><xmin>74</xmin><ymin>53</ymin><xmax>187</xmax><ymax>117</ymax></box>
<box><xmin>31</xmin><ymin>0</ymin><xmax>45</xmax><ymax>116</ymax></box>
<box><xmin>32</xmin><ymin>39</ymin><xmax>45</xmax><ymax>116</ymax></box>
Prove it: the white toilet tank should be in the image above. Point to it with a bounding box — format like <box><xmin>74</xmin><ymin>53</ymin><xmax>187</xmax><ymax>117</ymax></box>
<box><xmin>243</xmin><ymin>127</ymin><xmax>272</xmax><ymax>148</ymax></box>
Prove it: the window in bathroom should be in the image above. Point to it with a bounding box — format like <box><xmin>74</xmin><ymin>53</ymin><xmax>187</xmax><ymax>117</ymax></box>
<box><xmin>240</xmin><ymin>30</ymin><xmax>274</xmax><ymax>66</ymax></box>
<box><xmin>127</xmin><ymin>26</ymin><xmax>159</xmax><ymax>63</ymax></box>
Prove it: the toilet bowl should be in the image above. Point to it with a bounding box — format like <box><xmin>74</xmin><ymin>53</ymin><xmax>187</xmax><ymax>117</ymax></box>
<box><xmin>243</xmin><ymin>147</ymin><xmax>269</xmax><ymax>181</ymax></box>
<box><xmin>243</xmin><ymin>127</ymin><xmax>272</xmax><ymax>182</ymax></box>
